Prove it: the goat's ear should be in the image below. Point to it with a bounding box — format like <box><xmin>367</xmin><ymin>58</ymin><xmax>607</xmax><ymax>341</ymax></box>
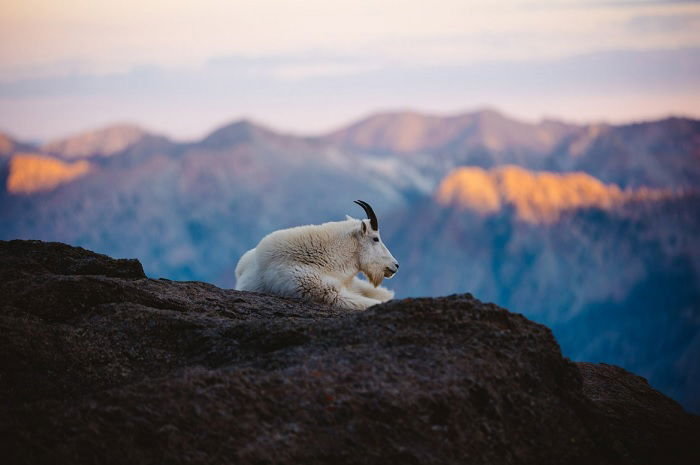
<box><xmin>361</xmin><ymin>221</ymin><xmax>367</xmax><ymax>234</ymax></box>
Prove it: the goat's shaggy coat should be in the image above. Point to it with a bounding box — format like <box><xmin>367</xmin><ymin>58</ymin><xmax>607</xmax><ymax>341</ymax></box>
<box><xmin>235</xmin><ymin>217</ymin><xmax>398</xmax><ymax>310</ymax></box>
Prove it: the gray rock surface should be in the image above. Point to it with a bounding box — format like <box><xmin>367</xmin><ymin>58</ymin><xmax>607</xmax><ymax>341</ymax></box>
<box><xmin>1</xmin><ymin>240</ymin><xmax>698</xmax><ymax>464</ymax></box>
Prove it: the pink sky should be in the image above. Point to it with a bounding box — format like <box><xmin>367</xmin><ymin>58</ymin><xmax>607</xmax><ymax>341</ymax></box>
<box><xmin>1</xmin><ymin>0</ymin><xmax>699</xmax><ymax>141</ymax></box>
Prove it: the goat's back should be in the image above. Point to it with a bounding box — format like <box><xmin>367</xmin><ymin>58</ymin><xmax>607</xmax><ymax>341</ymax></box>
<box><xmin>234</xmin><ymin>248</ymin><xmax>257</xmax><ymax>289</ymax></box>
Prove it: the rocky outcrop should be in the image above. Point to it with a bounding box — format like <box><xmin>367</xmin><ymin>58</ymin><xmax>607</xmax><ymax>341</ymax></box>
<box><xmin>6</xmin><ymin>154</ymin><xmax>93</xmax><ymax>194</ymax></box>
<box><xmin>433</xmin><ymin>165</ymin><xmax>672</xmax><ymax>223</ymax></box>
<box><xmin>0</xmin><ymin>240</ymin><xmax>697</xmax><ymax>465</ymax></box>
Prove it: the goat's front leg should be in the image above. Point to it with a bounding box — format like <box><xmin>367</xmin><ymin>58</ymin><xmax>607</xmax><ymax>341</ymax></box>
<box><xmin>293</xmin><ymin>272</ymin><xmax>379</xmax><ymax>310</ymax></box>
<box><xmin>349</xmin><ymin>276</ymin><xmax>394</xmax><ymax>302</ymax></box>
<box><xmin>336</xmin><ymin>286</ymin><xmax>383</xmax><ymax>310</ymax></box>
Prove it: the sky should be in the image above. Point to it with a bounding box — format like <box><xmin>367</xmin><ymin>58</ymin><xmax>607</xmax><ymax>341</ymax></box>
<box><xmin>0</xmin><ymin>0</ymin><xmax>699</xmax><ymax>141</ymax></box>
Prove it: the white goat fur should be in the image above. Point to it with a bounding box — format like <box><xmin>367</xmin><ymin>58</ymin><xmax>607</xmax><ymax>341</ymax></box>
<box><xmin>235</xmin><ymin>217</ymin><xmax>398</xmax><ymax>310</ymax></box>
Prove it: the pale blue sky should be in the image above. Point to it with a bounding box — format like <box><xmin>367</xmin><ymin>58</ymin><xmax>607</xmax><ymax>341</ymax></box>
<box><xmin>1</xmin><ymin>0</ymin><xmax>699</xmax><ymax>141</ymax></box>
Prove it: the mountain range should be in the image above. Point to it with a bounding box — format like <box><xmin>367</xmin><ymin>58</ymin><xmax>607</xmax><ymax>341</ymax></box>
<box><xmin>1</xmin><ymin>108</ymin><xmax>698</xmax><ymax>412</ymax></box>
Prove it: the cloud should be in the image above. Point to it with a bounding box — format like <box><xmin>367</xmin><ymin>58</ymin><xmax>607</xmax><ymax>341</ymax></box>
<box><xmin>626</xmin><ymin>12</ymin><xmax>700</xmax><ymax>32</ymax></box>
<box><xmin>1</xmin><ymin>47</ymin><xmax>698</xmax><ymax>141</ymax></box>
<box><xmin>1</xmin><ymin>1</ymin><xmax>699</xmax><ymax>139</ymax></box>
<box><xmin>2</xmin><ymin>48</ymin><xmax>698</xmax><ymax>98</ymax></box>
<box><xmin>2</xmin><ymin>0</ymin><xmax>700</xmax><ymax>81</ymax></box>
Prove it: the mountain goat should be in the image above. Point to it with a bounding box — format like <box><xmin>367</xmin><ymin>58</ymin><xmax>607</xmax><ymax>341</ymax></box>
<box><xmin>235</xmin><ymin>200</ymin><xmax>399</xmax><ymax>310</ymax></box>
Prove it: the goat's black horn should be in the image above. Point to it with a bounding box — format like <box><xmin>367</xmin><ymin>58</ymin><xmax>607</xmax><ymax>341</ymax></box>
<box><xmin>354</xmin><ymin>200</ymin><xmax>378</xmax><ymax>231</ymax></box>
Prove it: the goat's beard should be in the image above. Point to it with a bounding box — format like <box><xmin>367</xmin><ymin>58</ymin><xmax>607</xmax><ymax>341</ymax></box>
<box><xmin>363</xmin><ymin>267</ymin><xmax>385</xmax><ymax>288</ymax></box>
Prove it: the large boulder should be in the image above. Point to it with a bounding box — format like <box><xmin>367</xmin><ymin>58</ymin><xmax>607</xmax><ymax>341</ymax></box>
<box><xmin>0</xmin><ymin>240</ymin><xmax>697</xmax><ymax>464</ymax></box>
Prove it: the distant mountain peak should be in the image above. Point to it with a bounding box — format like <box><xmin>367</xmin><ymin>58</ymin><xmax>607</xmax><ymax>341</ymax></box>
<box><xmin>198</xmin><ymin>119</ymin><xmax>310</xmax><ymax>151</ymax></box>
<box><xmin>0</xmin><ymin>131</ymin><xmax>16</xmax><ymax>157</ymax></box>
<box><xmin>324</xmin><ymin>110</ymin><xmax>471</xmax><ymax>153</ymax></box>
<box><xmin>435</xmin><ymin>165</ymin><xmax>670</xmax><ymax>223</ymax></box>
<box><xmin>42</xmin><ymin>123</ymin><xmax>153</xmax><ymax>159</ymax></box>
<box><xmin>0</xmin><ymin>131</ymin><xmax>35</xmax><ymax>157</ymax></box>
<box><xmin>199</xmin><ymin>119</ymin><xmax>265</xmax><ymax>148</ymax></box>
<box><xmin>325</xmin><ymin>108</ymin><xmax>579</xmax><ymax>155</ymax></box>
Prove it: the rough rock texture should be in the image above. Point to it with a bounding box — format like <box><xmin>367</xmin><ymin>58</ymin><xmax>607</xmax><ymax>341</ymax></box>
<box><xmin>577</xmin><ymin>363</ymin><xmax>700</xmax><ymax>465</ymax></box>
<box><xmin>0</xmin><ymin>240</ymin><xmax>698</xmax><ymax>465</ymax></box>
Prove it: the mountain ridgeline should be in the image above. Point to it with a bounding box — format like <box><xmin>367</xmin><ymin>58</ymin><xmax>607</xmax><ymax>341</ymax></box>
<box><xmin>1</xmin><ymin>109</ymin><xmax>699</xmax><ymax>413</ymax></box>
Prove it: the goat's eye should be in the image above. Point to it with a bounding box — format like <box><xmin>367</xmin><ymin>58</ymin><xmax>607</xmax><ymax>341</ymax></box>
<box><xmin>373</xmin><ymin>237</ymin><xmax>379</xmax><ymax>242</ymax></box>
